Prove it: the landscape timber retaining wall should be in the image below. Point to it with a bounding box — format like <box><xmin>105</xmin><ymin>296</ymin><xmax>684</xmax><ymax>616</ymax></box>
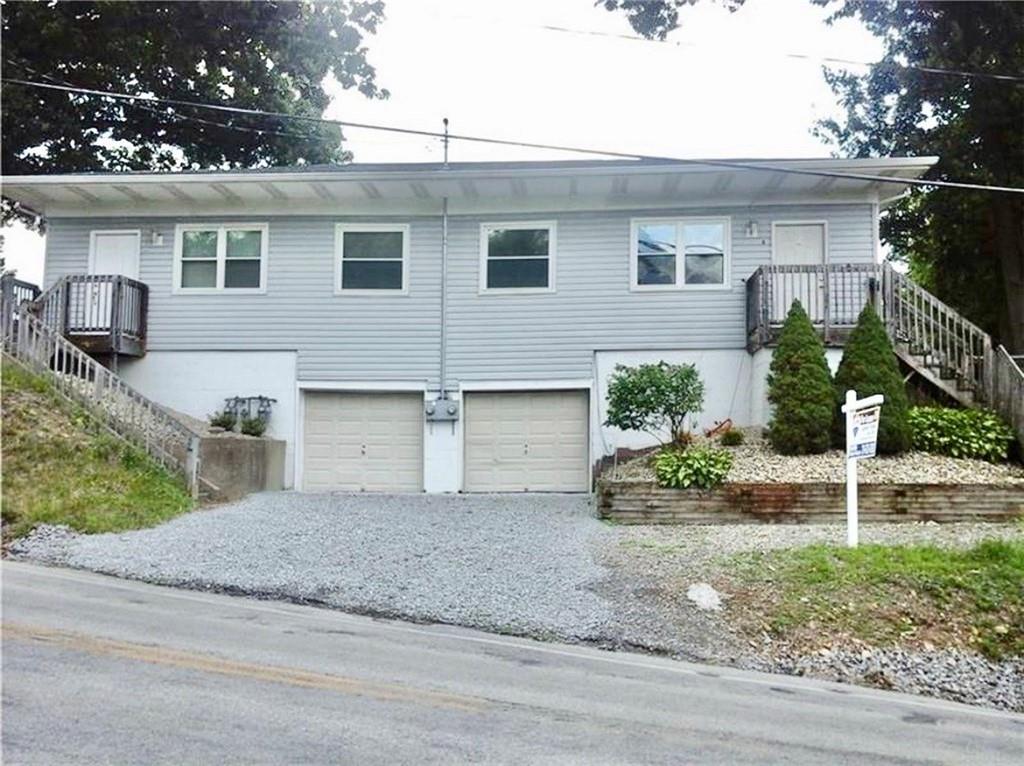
<box><xmin>597</xmin><ymin>480</ymin><xmax>1024</xmax><ymax>524</ymax></box>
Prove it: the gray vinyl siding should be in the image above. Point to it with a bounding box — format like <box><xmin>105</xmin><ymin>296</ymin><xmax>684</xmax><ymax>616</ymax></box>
<box><xmin>43</xmin><ymin>203</ymin><xmax>874</xmax><ymax>386</ymax></box>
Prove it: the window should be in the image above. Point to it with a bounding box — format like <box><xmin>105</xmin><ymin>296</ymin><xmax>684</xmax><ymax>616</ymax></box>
<box><xmin>631</xmin><ymin>217</ymin><xmax>730</xmax><ymax>290</ymax></box>
<box><xmin>480</xmin><ymin>222</ymin><xmax>556</xmax><ymax>293</ymax></box>
<box><xmin>175</xmin><ymin>224</ymin><xmax>267</xmax><ymax>293</ymax></box>
<box><xmin>335</xmin><ymin>224</ymin><xmax>409</xmax><ymax>294</ymax></box>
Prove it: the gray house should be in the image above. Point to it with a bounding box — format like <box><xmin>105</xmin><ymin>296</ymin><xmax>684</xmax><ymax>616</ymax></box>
<box><xmin>4</xmin><ymin>157</ymin><xmax>937</xmax><ymax>493</ymax></box>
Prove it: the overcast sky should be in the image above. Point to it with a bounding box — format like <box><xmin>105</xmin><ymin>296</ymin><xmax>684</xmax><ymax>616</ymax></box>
<box><xmin>3</xmin><ymin>0</ymin><xmax>882</xmax><ymax>285</ymax></box>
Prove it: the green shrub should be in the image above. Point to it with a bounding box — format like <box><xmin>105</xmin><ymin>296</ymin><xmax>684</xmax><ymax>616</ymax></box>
<box><xmin>604</xmin><ymin>361</ymin><xmax>705</xmax><ymax>446</ymax></box>
<box><xmin>719</xmin><ymin>428</ymin><xmax>745</xmax><ymax>446</ymax></box>
<box><xmin>209</xmin><ymin>410</ymin><xmax>237</xmax><ymax>430</ymax></box>
<box><xmin>909</xmin><ymin>407</ymin><xmax>1015</xmax><ymax>462</ymax></box>
<box><xmin>833</xmin><ymin>304</ymin><xmax>912</xmax><ymax>454</ymax></box>
<box><xmin>766</xmin><ymin>300</ymin><xmax>834</xmax><ymax>454</ymax></box>
<box><xmin>240</xmin><ymin>416</ymin><xmax>267</xmax><ymax>437</ymax></box>
<box><xmin>654</xmin><ymin>446</ymin><xmax>733</xmax><ymax>489</ymax></box>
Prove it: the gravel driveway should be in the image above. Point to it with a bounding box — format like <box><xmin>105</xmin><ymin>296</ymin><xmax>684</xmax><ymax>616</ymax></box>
<box><xmin>9</xmin><ymin>492</ymin><xmax>1022</xmax><ymax>710</ymax></box>
<box><xmin>10</xmin><ymin>492</ymin><xmax>618</xmax><ymax>642</ymax></box>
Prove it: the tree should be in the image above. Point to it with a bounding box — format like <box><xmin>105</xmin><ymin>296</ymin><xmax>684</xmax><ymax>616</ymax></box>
<box><xmin>813</xmin><ymin>1</ymin><xmax>1024</xmax><ymax>354</ymax></box>
<box><xmin>604</xmin><ymin>361</ymin><xmax>705</xmax><ymax>445</ymax></box>
<box><xmin>602</xmin><ymin>0</ymin><xmax>1024</xmax><ymax>352</ymax></box>
<box><xmin>832</xmin><ymin>304</ymin><xmax>911</xmax><ymax>454</ymax></box>
<box><xmin>766</xmin><ymin>301</ymin><xmax>834</xmax><ymax>455</ymax></box>
<box><xmin>2</xmin><ymin>1</ymin><xmax>389</xmax><ymax>228</ymax></box>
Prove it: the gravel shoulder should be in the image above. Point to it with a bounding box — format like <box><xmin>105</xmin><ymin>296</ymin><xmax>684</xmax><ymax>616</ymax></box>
<box><xmin>9</xmin><ymin>491</ymin><xmax>1022</xmax><ymax>711</ymax></box>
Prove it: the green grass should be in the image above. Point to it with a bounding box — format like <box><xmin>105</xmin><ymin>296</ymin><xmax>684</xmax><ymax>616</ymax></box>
<box><xmin>728</xmin><ymin>538</ymin><xmax>1024</xmax><ymax>659</ymax></box>
<box><xmin>2</xmin><ymin>361</ymin><xmax>193</xmax><ymax>539</ymax></box>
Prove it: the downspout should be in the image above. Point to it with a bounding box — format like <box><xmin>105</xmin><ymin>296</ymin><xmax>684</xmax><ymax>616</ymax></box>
<box><xmin>439</xmin><ymin>195</ymin><xmax>449</xmax><ymax>398</ymax></box>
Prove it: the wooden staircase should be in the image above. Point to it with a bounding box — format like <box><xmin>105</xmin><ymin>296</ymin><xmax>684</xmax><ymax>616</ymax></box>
<box><xmin>2</xmin><ymin>278</ymin><xmax>207</xmax><ymax>498</ymax></box>
<box><xmin>747</xmin><ymin>262</ymin><xmax>1024</xmax><ymax>445</ymax></box>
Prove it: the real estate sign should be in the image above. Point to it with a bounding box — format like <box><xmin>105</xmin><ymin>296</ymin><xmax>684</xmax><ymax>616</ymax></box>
<box><xmin>847</xmin><ymin>406</ymin><xmax>880</xmax><ymax>460</ymax></box>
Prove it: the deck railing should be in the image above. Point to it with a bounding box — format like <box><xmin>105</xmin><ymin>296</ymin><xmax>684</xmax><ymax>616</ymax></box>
<box><xmin>0</xmin><ymin>274</ymin><xmax>41</xmax><ymax>339</ymax></box>
<box><xmin>3</xmin><ymin>307</ymin><xmax>202</xmax><ymax>497</ymax></box>
<box><xmin>30</xmin><ymin>274</ymin><xmax>148</xmax><ymax>356</ymax></box>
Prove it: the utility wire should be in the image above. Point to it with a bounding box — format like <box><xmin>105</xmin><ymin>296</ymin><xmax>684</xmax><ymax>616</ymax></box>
<box><xmin>3</xmin><ymin>77</ymin><xmax>1022</xmax><ymax>194</ymax></box>
<box><xmin>535</xmin><ymin>23</ymin><xmax>1024</xmax><ymax>84</ymax></box>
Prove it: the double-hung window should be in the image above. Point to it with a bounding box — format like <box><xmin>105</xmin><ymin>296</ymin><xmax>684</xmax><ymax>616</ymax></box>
<box><xmin>631</xmin><ymin>217</ymin><xmax>730</xmax><ymax>290</ymax></box>
<box><xmin>175</xmin><ymin>223</ymin><xmax>267</xmax><ymax>293</ymax></box>
<box><xmin>480</xmin><ymin>222</ymin><xmax>555</xmax><ymax>293</ymax></box>
<box><xmin>335</xmin><ymin>224</ymin><xmax>409</xmax><ymax>294</ymax></box>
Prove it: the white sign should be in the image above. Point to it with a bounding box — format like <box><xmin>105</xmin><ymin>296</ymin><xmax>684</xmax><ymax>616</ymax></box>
<box><xmin>840</xmin><ymin>390</ymin><xmax>885</xmax><ymax>548</ymax></box>
<box><xmin>847</xmin><ymin>406</ymin><xmax>880</xmax><ymax>460</ymax></box>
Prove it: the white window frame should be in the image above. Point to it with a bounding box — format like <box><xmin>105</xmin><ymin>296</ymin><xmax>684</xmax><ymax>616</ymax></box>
<box><xmin>630</xmin><ymin>216</ymin><xmax>732</xmax><ymax>292</ymax></box>
<box><xmin>334</xmin><ymin>223</ymin><xmax>410</xmax><ymax>296</ymax></box>
<box><xmin>479</xmin><ymin>221</ymin><xmax>557</xmax><ymax>295</ymax></box>
<box><xmin>172</xmin><ymin>223</ymin><xmax>268</xmax><ymax>295</ymax></box>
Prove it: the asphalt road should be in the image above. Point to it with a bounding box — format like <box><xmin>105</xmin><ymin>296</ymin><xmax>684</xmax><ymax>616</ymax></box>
<box><xmin>2</xmin><ymin>562</ymin><xmax>1021</xmax><ymax>765</ymax></box>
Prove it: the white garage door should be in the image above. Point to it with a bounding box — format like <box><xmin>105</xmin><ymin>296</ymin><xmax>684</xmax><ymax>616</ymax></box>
<box><xmin>302</xmin><ymin>392</ymin><xmax>423</xmax><ymax>492</ymax></box>
<box><xmin>464</xmin><ymin>390</ymin><xmax>589</xmax><ymax>492</ymax></box>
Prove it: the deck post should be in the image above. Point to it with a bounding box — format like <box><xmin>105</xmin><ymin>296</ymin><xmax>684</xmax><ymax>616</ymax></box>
<box><xmin>822</xmin><ymin>266</ymin><xmax>831</xmax><ymax>345</ymax></box>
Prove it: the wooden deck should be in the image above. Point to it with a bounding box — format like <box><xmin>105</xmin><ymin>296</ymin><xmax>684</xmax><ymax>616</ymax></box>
<box><xmin>29</xmin><ymin>274</ymin><xmax>149</xmax><ymax>358</ymax></box>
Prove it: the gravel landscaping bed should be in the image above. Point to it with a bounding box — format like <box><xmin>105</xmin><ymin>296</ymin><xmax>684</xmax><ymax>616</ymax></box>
<box><xmin>606</xmin><ymin>433</ymin><xmax>1024</xmax><ymax>485</ymax></box>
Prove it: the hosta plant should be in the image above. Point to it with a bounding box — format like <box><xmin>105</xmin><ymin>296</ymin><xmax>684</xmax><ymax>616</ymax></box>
<box><xmin>908</xmin><ymin>407</ymin><xmax>1015</xmax><ymax>462</ymax></box>
<box><xmin>654</xmin><ymin>446</ymin><xmax>733</xmax><ymax>490</ymax></box>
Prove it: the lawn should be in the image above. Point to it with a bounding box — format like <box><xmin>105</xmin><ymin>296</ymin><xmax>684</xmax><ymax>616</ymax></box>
<box><xmin>726</xmin><ymin>537</ymin><xmax>1024</xmax><ymax>660</ymax></box>
<box><xmin>1</xmin><ymin>360</ymin><xmax>193</xmax><ymax>540</ymax></box>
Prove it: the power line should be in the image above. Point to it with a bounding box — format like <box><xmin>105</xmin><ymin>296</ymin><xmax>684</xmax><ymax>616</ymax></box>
<box><xmin>3</xmin><ymin>77</ymin><xmax>1022</xmax><ymax>194</ymax></box>
<box><xmin>534</xmin><ymin>23</ymin><xmax>1024</xmax><ymax>84</ymax></box>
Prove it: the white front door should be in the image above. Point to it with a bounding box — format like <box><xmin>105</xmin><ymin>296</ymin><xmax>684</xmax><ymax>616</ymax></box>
<box><xmin>80</xmin><ymin>231</ymin><xmax>141</xmax><ymax>331</ymax></box>
<box><xmin>772</xmin><ymin>223</ymin><xmax>826</xmax><ymax>322</ymax></box>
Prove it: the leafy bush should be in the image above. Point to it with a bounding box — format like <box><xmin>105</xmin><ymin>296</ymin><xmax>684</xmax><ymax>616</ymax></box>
<box><xmin>909</xmin><ymin>407</ymin><xmax>1015</xmax><ymax>462</ymax></box>
<box><xmin>719</xmin><ymin>428</ymin><xmax>745</xmax><ymax>446</ymax></box>
<box><xmin>240</xmin><ymin>416</ymin><xmax>267</xmax><ymax>437</ymax></box>
<box><xmin>654</xmin><ymin>446</ymin><xmax>733</xmax><ymax>489</ymax></box>
<box><xmin>832</xmin><ymin>304</ymin><xmax>912</xmax><ymax>454</ymax></box>
<box><xmin>209</xmin><ymin>410</ymin><xmax>237</xmax><ymax>430</ymax></box>
<box><xmin>604</xmin><ymin>362</ymin><xmax>705</xmax><ymax>446</ymax></box>
<box><xmin>766</xmin><ymin>300</ymin><xmax>835</xmax><ymax>455</ymax></box>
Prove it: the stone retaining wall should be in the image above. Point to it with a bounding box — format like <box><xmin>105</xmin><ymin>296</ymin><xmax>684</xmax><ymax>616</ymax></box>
<box><xmin>597</xmin><ymin>480</ymin><xmax>1024</xmax><ymax>524</ymax></box>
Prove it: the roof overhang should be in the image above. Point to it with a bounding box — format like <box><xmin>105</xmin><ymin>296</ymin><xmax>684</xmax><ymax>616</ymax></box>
<box><xmin>2</xmin><ymin>157</ymin><xmax>937</xmax><ymax>218</ymax></box>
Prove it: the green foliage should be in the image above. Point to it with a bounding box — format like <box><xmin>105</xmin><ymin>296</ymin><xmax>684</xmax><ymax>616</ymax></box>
<box><xmin>2</xmin><ymin>1</ymin><xmax>388</xmax><ymax>228</ymax></box>
<box><xmin>833</xmin><ymin>305</ymin><xmax>911</xmax><ymax>454</ymax></box>
<box><xmin>908</xmin><ymin>407</ymin><xmax>1015</xmax><ymax>463</ymax></box>
<box><xmin>604</xmin><ymin>362</ymin><xmax>705</xmax><ymax>445</ymax></box>
<box><xmin>654</xmin><ymin>445</ymin><xmax>732</xmax><ymax>489</ymax></box>
<box><xmin>812</xmin><ymin>0</ymin><xmax>1024</xmax><ymax>352</ymax></box>
<box><xmin>766</xmin><ymin>300</ymin><xmax>835</xmax><ymax>455</ymax></box>
<box><xmin>2</xmin><ymin>361</ymin><xmax>192</xmax><ymax>539</ymax></box>
<box><xmin>719</xmin><ymin>428</ymin><xmax>745</xmax><ymax>447</ymax></box>
<box><xmin>240</xmin><ymin>416</ymin><xmax>267</xmax><ymax>437</ymax></box>
<box><xmin>731</xmin><ymin>539</ymin><xmax>1024</xmax><ymax>660</ymax></box>
<box><xmin>209</xmin><ymin>410</ymin><xmax>237</xmax><ymax>430</ymax></box>
<box><xmin>600</xmin><ymin>0</ymin><xmax>745</xmax><ymax>40</ymax></box>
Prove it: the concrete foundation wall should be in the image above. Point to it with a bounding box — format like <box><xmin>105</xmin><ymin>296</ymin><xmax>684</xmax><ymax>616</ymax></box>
<box><xmin>119</xmin><ymin>350</ymin><xmax>297</xmax><ymax>487</ymax></box>
<box><xmin>199</xmin><ymin>437</ymin><xmax>286</xmax><ymax>503</ymax></box>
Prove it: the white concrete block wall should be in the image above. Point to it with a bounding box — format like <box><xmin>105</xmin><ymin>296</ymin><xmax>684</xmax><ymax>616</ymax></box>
<box><xmin>119</xmin><ymin>351</ymin><xmax>298</xmax><ymax>488</ymax></box>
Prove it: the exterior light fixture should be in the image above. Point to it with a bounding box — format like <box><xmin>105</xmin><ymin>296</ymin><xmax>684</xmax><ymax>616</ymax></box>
<box><xmin>745</xmin><ymin>219</ymin><xmax>759</xmax><ymax>238</ymax></box>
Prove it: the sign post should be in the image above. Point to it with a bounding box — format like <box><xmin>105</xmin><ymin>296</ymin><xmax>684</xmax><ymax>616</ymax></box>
<box><xmin>840</xmin><ymin>390</ymin><xmax>884</xmax><ymax>547</ymax></box>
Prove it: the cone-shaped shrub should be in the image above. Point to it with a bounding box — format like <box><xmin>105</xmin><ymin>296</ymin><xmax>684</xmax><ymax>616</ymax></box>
<box><xmin>766</xmin><ymin>300</ymin><xmax>834</xmax><ymax>454</ymax></box>
<box><xmin>832</xmin><ymin>304</ymin><xmax>911</xmax><ymax>454</ymax></box>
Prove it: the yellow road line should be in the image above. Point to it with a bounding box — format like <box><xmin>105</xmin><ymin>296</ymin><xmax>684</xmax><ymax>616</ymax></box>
<box><xmin>1</xmin><ymin>622</ymin><xmax>490</xmax><ymax>713</ymax></box>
